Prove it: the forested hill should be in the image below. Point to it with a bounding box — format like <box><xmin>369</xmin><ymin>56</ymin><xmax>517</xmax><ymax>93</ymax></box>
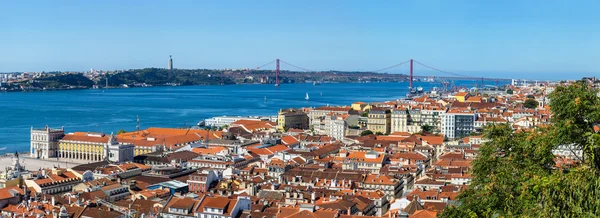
<box><xmin>105</xmin><ymin>68</ymin><xmax>408</xmax><ymax>86</ymax></box>
<box><xmin>107</xmin><ymin>68</ymin><xmax>235</xmax><ymax>86</ymax></box>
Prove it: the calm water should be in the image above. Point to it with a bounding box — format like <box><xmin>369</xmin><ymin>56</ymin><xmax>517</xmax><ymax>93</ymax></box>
<box><xmin>0</xmin><ymin>81</ymin><xmax>501</xmax><ymax>152</ymax></box>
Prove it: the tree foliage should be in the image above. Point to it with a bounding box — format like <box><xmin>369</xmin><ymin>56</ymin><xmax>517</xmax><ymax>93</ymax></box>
<box><xmin>421</xmin><ymin>124</ymin><xmax>434</xmax><ymax>133</ymax></box>
<box><xmin>506</xmin><ymin>89</ymin><xmax>514</xmax><ymax>94</ymax></box>
<box><xmin>523</xmin><ymin>98</ymin><xmax>539</xmax><ymax>109</ymax></box>
<box><xmin>360</xmin><ymin>130</ymin><xmax>374</xmax><ymax>136</ymax></box>
<box><xmin>442</xmin><ymin>80</ymin><xmax>600</xmax><ymax>218</ymax></box>
<box><xmin>36</xmin><ymin>73</ymin><xmax>94</xmax><ymax>88</ymax></box>
<box><xmin>108</xmin><ymin>68</ymin><xmax>236</xmax><ymax>86</ymax></box>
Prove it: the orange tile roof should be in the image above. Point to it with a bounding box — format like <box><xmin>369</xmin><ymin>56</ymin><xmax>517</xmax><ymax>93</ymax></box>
<box><xmin>281</xmin><ymin>136</ymin><xmax>300</xmax><ymax>145</ymax></box>
<box><xmin>416</xmin><ymin>135</ymin><xmax>444</xmax><ymax>145</ymax></box>
<box><xmin>192</xmin><ymin>146</ymin><xmax>227</xmax><ymax>155</ymax></box>
<box><xmin>61</xmin><ymin>133</ymin><xmax>109</xmax><ymax>143</ymax></box>
<box><xmin>118</xmin><ymin>128</ymin><xmax>220</xmax><ymax>148</ymax></box>
<box><xmin>230</xmin><ymin>120</ymin><xmax>276</xmax><ymax>133</ymax></box>
<box><xmin>345</xmin><ymin>151</ymin><xmax>385</xmax><ymax>164</ymax></box>
<box><xmin>455</xmin><ymin>92</ymin><xmax>469</xmax><ymax>97</ymax></box>
<box><xmin>0</xmin><ymin>187</ymin><xmax>23</xmax><ymax>200</ymax></box>
<box><xmin>364</xmin><ymin>174</ymin><xmax>397</xmax><ymax>185</ymax></box>
<box><xmin>410</xmin><ymin>210</ymin><xmax>437</xmax><ymax>218</ymax></box>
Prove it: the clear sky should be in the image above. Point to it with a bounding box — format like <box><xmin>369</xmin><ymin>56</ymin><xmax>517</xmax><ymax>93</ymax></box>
<box><xmin>1</xmin><ymin>0</ymin><xmax>599</xmax><ymax>80</ymax></box>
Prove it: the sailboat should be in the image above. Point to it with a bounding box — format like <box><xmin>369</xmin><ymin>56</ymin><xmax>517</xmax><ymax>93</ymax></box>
<box><xmin>305</xmin><ymin>93</ymin><xmax>309</xmax><ymax>100</ymax></box>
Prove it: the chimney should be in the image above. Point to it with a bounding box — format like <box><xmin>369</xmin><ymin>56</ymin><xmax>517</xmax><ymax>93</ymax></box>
<box><xmin>51</xmin><ymin>197</ymin><xmax>55</xmax><ymax>206</ymax></box>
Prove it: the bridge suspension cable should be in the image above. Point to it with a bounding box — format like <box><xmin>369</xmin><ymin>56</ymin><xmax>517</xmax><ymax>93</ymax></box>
<box><xmin>255</xmin><ymin>59</ymin><xmax>277</xmax><ymax>70</ymax></box>
<box><xmin>279</xmin><ymin>60</ymin><xmax>315</xmax><ymax>72</ymax></box>
<box><xmin>412</xmin><ymin>60</ymin><xmax>469</xmax><ymax>78</ymax></box>
<box><xmin>371</xmin><ymin>60</ymin><xmax>411</xmax><ymax>73</ymax></box>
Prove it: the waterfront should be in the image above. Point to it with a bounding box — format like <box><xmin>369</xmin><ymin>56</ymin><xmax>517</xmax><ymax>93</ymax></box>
<box><xmin>0</xmin><ymin>81</ymin><xmax>501</xmax><ymax>152</ymax></box>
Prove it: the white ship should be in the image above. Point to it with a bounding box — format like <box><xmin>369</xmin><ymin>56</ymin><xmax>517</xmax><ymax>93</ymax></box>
<box><xmin>305</xmin><ymin>93</ymin><xmax>309</xmax><ymax>100</ymax></box>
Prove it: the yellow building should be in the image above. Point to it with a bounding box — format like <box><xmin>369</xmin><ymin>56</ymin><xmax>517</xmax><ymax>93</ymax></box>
<box><xmin>277</xmin><ymin>108</ymin><xmax>309</xmax><ymax>132</ymax></box>
<box><xmin>58</xmin><ymin>132</ymin><xmax>135</xmax><ymax>162</ymax></box>
<box><xmin>351</xmin><ymin>102</ymin><xmax>371</xmax><ymax>112</ymax></box>
<box><xmin>367</xmin><ymin>108</ymin><xmax>391</xmax><ymax>134</ymax></box>
<box><xmin>455</xmin><ymin>92</ymin><xmax>470</xmax><ymax>103</ymax></box>
<box><xmin>58</xmin><ymin>132</ymin><xmax>108</xmax><ymax>161</ymax></box>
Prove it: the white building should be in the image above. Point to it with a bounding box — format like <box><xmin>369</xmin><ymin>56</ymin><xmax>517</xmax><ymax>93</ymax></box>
<box><xmin>441</xmin><ymin>110</ymin><xmax>476</xmax><ymax>139</ymax></box>
<box><xmin>107</xmin><ymin>134</ymin><xmax>135</xmax><ymax>163</ymax></box>
<box><xmin>30</xmin><ymin>126</ymin><xmax>65</xmax><ymax>159</ymax></box>
<box><xmin>324</xmin><ymin>115</ymin><xmax>359</xmax><ymax>141</ymax></box>
<box><xmin>204</xmin><ymin>116</ymin><xmax>262</xmax><ymax>127</ymax></box>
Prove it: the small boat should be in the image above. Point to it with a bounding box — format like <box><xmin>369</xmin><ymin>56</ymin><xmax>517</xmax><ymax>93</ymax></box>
<box><xmin>305</xmin><ymin>93</ymin><xmax>309</xmax><ymax>100</ymax></box>
<box><xmin>0</xmin><ymin>147</ymin><xmax>7</xmax><ymax>151</ymax></box>
<box><xmin>313</xmin><ymin>81</ymin><xmax>320</xmax><ymax>85</ymax></box>
<box><xmin>274</xmin><ymin>84</ymin><xmax>280</xmax><ymax>87</ymax></box>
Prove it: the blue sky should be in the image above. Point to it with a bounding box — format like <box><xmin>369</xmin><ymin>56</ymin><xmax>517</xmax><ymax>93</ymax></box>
<box><xmin>1</xmin><ymin>1</ymin><xmax>599</xmax><ymax>80</ymax></box>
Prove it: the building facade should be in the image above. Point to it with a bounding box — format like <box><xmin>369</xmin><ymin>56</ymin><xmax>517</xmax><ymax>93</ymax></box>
<box><xmin>309</xmin><ymin>106</ymin><xmax>356</xmax><ymax>133</ymax></box>
<box><xmin>205</xmin><ymin>116</ymin><xmax>262</xmax><ymax>127</ymax></box>
<box><xmin>367</xmin><ymin>108</ymin><xmax>391</xmax><ymax>134</ymax></box>
<box><xmin>391</xmin><ymin>108</ymin><xmax>446</xmax><ymax>134</ymax></box>
<box><xmin>277</xmin><ymin>108</ymin><xmax>309</xmax><ymax>131</ymax></box>
<box><xmin>391</xmin><ymin>109</ymin><xmax>409</xmax><ymax>133</ymax></box>
<box><xmin>441</xmin><ymin>110</ymin><xmax>476</xmax><ymax>139</ymax></box>
<box><xmin>24</xmin><ymin>168</ymin><xmax>81</xmax><ymax>195</ymax></box>
<box><xmin>58</xmin><ymin>132</ymin><xmax>134</xmax><ymax>163</ymax></box>
<box><xmin>324</xmin><ymin>115</ymin><xmax>348</xmax><ymax>140</ymax></box>
<box><xmin>30</xmin><ymin>126</ymin><xmax>65</xmax><ymax>159</ymax></box>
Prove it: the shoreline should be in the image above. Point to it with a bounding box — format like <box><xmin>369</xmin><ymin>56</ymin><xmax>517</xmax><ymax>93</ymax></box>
<box><xmin>0</xmin><ymin>81</ymin><xmax>414</xmax><ymax>93</ymax></box>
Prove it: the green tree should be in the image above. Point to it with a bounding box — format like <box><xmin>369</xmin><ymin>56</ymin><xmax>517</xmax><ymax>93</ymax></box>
<box><xmin>523</xmin><ymin>98</ymin><xmax>539</xmax><ymax>109</ymax></box>
<box><xmin>116</xmin><ymin>129</ymin><xmax>127</xmax><ymax>135</ymax></box>
<box><xmin>360</xmin><ymin>130</ymin><xmax>374</xmax><ymax>136</ymax></box>
<box><xmin>442</xmin><ymin>81</ymin><xmax>600</xmax><ymax>218</ymax></box>
<box><xmin>375</xmin><ymin>131</ymin><xmax>384</xmax><ymax>135</ymax></box>
<box><xmin>361</xmin><ymin>110</ymin><xmax>369</xmax><ymax>117</ymax></box>
<box><xmin>506</xmin><ymin>89</ymin><xmax>513</xmax><ymax>94</ymax></box>
<box><xmin>421</xmin><ymin>124</ymin><xmax>434</xmax><ymax>133</ymax></box>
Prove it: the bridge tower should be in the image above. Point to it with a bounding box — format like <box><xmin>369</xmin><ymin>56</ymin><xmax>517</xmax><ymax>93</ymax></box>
<box><xmin>275</xmin><ymin>59</ymin><xmax>280</xmax><ymax>87</ymax></box>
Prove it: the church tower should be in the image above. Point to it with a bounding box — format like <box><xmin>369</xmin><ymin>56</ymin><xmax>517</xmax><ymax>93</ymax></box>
<box><xmin>168</xmin><ymin>55</ymin><xmax>173</xmax><ymax>70</ymax></box>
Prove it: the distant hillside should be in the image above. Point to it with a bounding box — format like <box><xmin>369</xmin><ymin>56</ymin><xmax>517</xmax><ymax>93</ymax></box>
<box><xmin>36</xmin><ymin>73</ymin><xmax>94</xmax><ymax>88</ymax></box>
<box><xmin>107</xmin><ymin>68</ymin><xmax>235</xmax><ymax>86</ymax></box>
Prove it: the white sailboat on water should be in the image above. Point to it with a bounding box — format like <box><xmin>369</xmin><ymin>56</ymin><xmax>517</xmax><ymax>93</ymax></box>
<box><xmin>305</xmin><ymin>93</ymin><xmax>309</xmax><ymax>100</ymax></box>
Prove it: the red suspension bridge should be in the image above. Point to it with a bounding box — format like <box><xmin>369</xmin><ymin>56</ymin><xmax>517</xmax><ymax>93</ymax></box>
<box><xmin>252</xmin><ymin>58</ymin><xmax>513</xmax><ymax>90</ymax></box>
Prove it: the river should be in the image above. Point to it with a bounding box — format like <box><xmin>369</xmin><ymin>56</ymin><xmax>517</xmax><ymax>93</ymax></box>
<box><xmin>0</xmin><ymin>81</ymin><xmax>502</xmax><ymax>152</ymax></box>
